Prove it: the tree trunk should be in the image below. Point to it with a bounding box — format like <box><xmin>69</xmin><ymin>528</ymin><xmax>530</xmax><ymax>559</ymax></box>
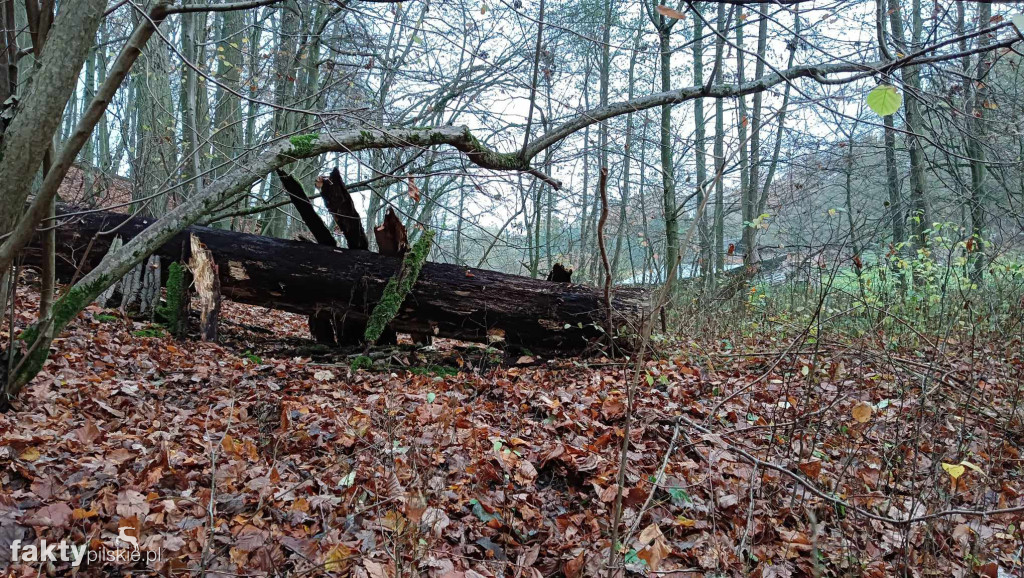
<box><xmin>692</xmin><ymin>5</ymin><xmax>710</xmax><ymax>285</ymax></box>
<box><xmin>966</xmin><ymin>2</ymin><xmax>990</xmax><ymax>283</ymax></box>
<box><xmin>657</xmin><ymin>23</ymin><xmax>677</xmax><ymax>282</ymax></box>
<box><xmin>29</xmin><ymin>207</ymin><xmax>647</xmax><ymax>356</ymax></box>
<box><xmin>735</xmin><ymin>13</ymin><xmax>750</xmax><ymax>265</ymax></box>
<box><xmin>209</xmin><ymin>9</ymin><xmax>244</xmax><ymax>229</ymax></box>
<box><xmin>0</xmin><ymin>0</ymin><xmax>106</xmax><ymax>241</ymax></box>
<box><xmin>712</xmin><ymin>3</ymin><xmax>728</xmax><ymax>278</ymax></box>
<box><xmin>611</xmin><ymin>27</ymin><xmax>640</xmax><ymax>277</ymax></box>
<box><xmin>888</xmin><ymin>0</ymin><xmax>929</xmax><ymax>281</ymax></box>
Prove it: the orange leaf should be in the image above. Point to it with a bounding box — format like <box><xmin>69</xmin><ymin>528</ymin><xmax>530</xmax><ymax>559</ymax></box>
<box><xmin>564</xmin><ymin>551</ymin><xmax>586</xmax><ymax>578</ymax></box>
<box><xmin>798</xmin><ymin>460</ymin><xmax>822</xmax><ymax>479</ymax></box>
<box><xmin>852</xmin><ymin>402</ymin><xmax>873</xmax><ymax>423</ymax></box>
<box><xmin>655</xmin><ymin>4</ymin><xmax>686</xmax><ymax>20</ymax></box>
<box><xmin>407</xmin><ymin>177</ymin><xmax>421</xmax><ymax>202</ymax></box>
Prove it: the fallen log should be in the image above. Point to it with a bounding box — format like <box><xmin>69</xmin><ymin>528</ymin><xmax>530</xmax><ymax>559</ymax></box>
<box><xmin>28</xmin><ymin>207</ymin><xmax>647</xmax><ymax>355</ymax></box>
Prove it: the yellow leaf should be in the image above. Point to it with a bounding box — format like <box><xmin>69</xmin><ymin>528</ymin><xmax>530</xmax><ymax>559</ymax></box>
<box><xmin>322</xmin><ymin>544</ymin><xmax>355</xmax><ymax>572</ymax></box>
<box><xmin>19</xmin><ymin>447</ymin><xmax>41</xmax><ymax>461</ymax></box>
<box><xmin>942</xmin><ymin>462</ymin><xmax>966</xmax><ymax>480</ymax></box>
<box><xmin>851</xmin><ymin>402</ymin><xmax>873</xmax><ymax>423</ymax></box>
<box><xmin>674</xmin><ymin>516</ymin><xmax>696</xmax><ymax>527</ymax></box>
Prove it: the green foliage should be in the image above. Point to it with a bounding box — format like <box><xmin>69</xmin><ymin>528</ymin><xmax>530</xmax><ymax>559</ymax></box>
<box><xmin>350</xmin><ymin>355</ymin><xmax>374</xmax><ymax>371</ymax></box>
<box><xmin>364</xmin><ymin>230</ymin><xmax>435</xmax><ymax>344</ymax></box>
<box><xmin>866</xmin><ymin>84</ymin><xmax>903</xmax><ymax>116</ymax></box>
<box><xmin>737</xmin><ymin>221</ymin><xmax>1024</xmax><ymax>344</ymax></box>
<box><xmin>156</xmin><ymin>262</ymin><xmax>186</xmax><ymax>337</ymax></box>
<box><xmin>95</xmin><ymin>313</ymin><xmax>119</xmax><ymax>323</ymax></box>
<box><xmin>243</xmin><ymin>350</ymin><xmax>262</xmax><ymax>364</ymax></box>
<box><xmin>133</xmin><ymin>327</ymin><xmax>166</xmax><ymax>338</ymax></box>
<box><xmin>288</xmin><ymin>133</ymin><xmax>319</xmax><ymax>156</ymax></box>
<box><xmin>668</xmin><ymin>487</ymin><xmax>692</xmax><ymax>505</ymax></box>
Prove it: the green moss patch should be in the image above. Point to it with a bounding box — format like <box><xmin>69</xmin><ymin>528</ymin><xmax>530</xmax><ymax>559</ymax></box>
<box><xmin>364</xmin><ymin>230</ymin><xmax>435</xmax><ymax>345</ymax></box>
<box><xmin>288</xmin><ymin>134</ymin><xmax>319</xmax><ymax>157</ymax></box>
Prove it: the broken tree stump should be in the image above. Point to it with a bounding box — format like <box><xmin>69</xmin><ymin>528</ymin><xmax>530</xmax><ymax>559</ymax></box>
<box><xmin>547</xmin><ymin>263</ymin><xmax>573</xmax><ymax>283</ymax></box>
<box><xmin>318</xmin><ymin>167</ymin><xmax>368</xmax><ymax>250</ymax></box>
<box><xmin>278</xmin><ymin>169</ymin><xmax>337</xmax><ymax>248</ymax></box>
<box><xmin>278</xmin><ymin>168</ymin><xmax>341</xmax><ymax>344</ymax></box>
<box><xmin>189</xmin><ymin>234</ymin><xmax>221</xmax><ymax>341</ymax></box>
<box><xmin>374</xmin><ymin>208</ymin><xmax>408</xmax><ymax>258</ymax></box>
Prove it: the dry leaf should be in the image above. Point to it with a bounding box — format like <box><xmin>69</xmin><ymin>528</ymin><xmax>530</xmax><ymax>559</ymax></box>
<box><xmin>798</xmin><ymin>460</ymin><xmax>822</xmax><ymax>479</ymax></box>
<box><xmin>852</xmin><ymin>402</ymin><xmax>873</xmax><ymax>423</ymax></box>
<box><xmin>655</xmin><ymin>4</ymin><xmax>686</xmax><ymax>19</ymax></box>
<box><xmin>564</xmin><ymin>551</ymin><xmax>586</xmax><ymax>578</ymax></box>
<box><xmin>407</xmin><ymin>177</ymin><xmax>421</xmax><ymax>202</ymax></box>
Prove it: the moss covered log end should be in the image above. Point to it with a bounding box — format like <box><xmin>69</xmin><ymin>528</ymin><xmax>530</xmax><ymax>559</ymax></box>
<box><xmin>157</xmin><ymin>262</ymin><xmax>187</xmax><ymax>337</ymax></box>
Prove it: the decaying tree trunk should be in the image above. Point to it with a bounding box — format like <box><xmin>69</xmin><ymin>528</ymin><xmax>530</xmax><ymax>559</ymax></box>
<box><xmin>189</xmin><ymin>234</ymin><xmax>220</xmax><ymax>341</ymax></box>
<box><xmin>318</xmin><ymin>167</ymin><xmax>368</xmax><ymax>250</ymax></box>
<box><xmin>31</xmin><ymin>207</ymin><xmax>646</xmax><ymax>355</ymax></box>
<box><xmin>374</xmin><ymin>208</ymin><xmax>408</xmax><ymax>258</ymax></box>
<box><xmin>278</xmin><ymin>168</ymin><xmax>341</xmax><ymax>344</ymax></box>
<box><xmin>280</xmin><ymin>168</ymin><xmax>395</xmax><ymax>346</ymax></box>
<box><xmin>278</xmin><ymin>169</ymin><xmax>336</xmax><ymax>247</ymax></box>
<box><xmin>139</xmin><ymin>255</ymin><xmax>161</xmax><ymax>316</ymax></box>
<box><xmin>547</xmin><ymin>263</ymin><xmax>573</xmax><ymax>283</ymax></box>
<box><xmin>95</xmin><ymin>236</ymin><xmax>123</xmax><ymax>308</ymax></box>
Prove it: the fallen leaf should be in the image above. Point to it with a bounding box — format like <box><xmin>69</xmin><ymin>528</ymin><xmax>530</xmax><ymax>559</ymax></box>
<box><xmin>852</xmin><ymin>402</ymin><xmax>873</xmax><ymax>423</ymax></box>
<box><xmin>798</xmin><ymin>460</ymin><xmax>822</xmax><ymax>479</ymax></box>
<box><xmin>23</xmin><ymin>503</ymin><xmax>73</xmax><ymax>527</ymax></box>
<box><xmin>564</xmin><ymin>551</ymin><xmax>585</xmax><ymax>578</ymax></box>
<box><xmin>942</xmin><ymin>462</ymin><xmax>966</xmax><ymax>480</ymax></box>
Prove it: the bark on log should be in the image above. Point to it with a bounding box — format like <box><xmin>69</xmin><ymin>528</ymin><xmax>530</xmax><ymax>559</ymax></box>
<box><xmin>30</xmin><ymin>207</ymin><xmax>647</xmax><ymax>355</ymax></box>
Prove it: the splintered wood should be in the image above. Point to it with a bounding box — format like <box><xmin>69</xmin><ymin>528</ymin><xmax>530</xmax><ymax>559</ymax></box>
<box><xmin>189</xmin><ymin>233</ymin><xmax>221</xmax><ymax>341</ymax></box>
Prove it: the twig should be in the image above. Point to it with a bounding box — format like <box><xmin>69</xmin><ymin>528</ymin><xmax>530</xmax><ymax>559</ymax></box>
<box><xmin>624</xmin><ymin>417</ymin><xmax>682</xmax><ymax>543</ymax></box>
<box><xmin>677</xmin><ymin>414</ymin><xmax>1024</xmax><ymax>526</ymax></box>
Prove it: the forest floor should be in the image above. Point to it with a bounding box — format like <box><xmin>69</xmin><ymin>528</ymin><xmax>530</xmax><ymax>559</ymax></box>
<box><xmin>1</xmin><ymin>280</ymin><xmax>1023</xmax><ymax>577</ymax></box>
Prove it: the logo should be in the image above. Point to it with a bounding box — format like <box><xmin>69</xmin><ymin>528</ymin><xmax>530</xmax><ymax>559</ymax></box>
<box><xmin>9</xmin><ymin>540</ymin><xmax>88</xmax><ymax>567</ymax></box>
<box><xmin>9</xmin><ymin>525</ymin><xmax>161</xmax><ymax>569</ymax></box>
<box><xmin>117</xmin><ymin>527</ymin><xmax>140</xmax><ymax>550</ymax></box>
